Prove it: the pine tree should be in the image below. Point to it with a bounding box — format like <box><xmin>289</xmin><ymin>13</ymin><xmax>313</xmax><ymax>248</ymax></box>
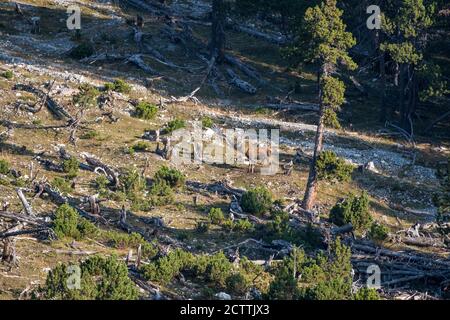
<box><xmin>211</xmin><ymin>0</ymin><xmax>227</xmax><ymax>62</ymax></box>
<box><xmin>296</xmin><ymin>0</ymin><xmax>357</xmax><ymax>211</ymax></box>
<box><xmin>380</xmin><ymin>0</ymin><xmax>436</xmax><ymax>130</ymax></box>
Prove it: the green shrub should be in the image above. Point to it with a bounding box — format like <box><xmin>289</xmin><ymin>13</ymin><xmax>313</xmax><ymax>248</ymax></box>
<box><xmin>195</xmin><ymin>221</ymin><xmax>210</xmax><ymax>233</ymax></box>
<box><xmin>154</xmin><ymin>166</ymin><xmax>185</xmax><ymax>188</ymax></box>
<box><xmin>93</xmin><ymin>176</ymin><xmax>110</xmax><ymax>198</ymax></box>
<box><xmin>267</xmin><ymin>239</ymin><xmax>353</xmax><ymax>300</ymax></box>
<box><xmin>135</xmin><ymin>102</ymin><xmax>158</xmax><ymax>120</ymax></box>
<box><xmin>142</xmin><ymin>249</ymin><xmax>195</xmax><ymax>285</ymax></box>
<box><xmin>62</xmin><ymin>157</ymin><xmax>79</xmax><ymax>179</ymax></box>
<box><xmin>222</xmin><ymin>218</ymin><xmax>253</xmax><ymax>233</ymax></box>
<box><xmin>149</xmin><ymin>179</ymin><xmax>174</xmax><ymax>206</ymax></box>
<box><xmin>52</xmin><ymin>204</ymin><xmax>96</xmax><ymax>240</ymax></box>
<box><xmin>104</xmin><ymin>82</ymin><xmax>115</xmax><ymax>91</ymax></box>
<box><xmin>69</xmin><ymin>42</ymin><xmax>94</xmax><ymax>59</ymax></box>
<box><xmin>101</xmin><ymin>231</ymin><xmax>157</xmax><ymax>257</ymax></box>
<box><xmin>94</xmin><ymin>175</ymin><xmax>110</xmax><ymax>191</ymax></box>
<box><xmin>369</xmin><ymin>222</ymin><xmax>389</xmax><ymax>242</ymax></box>
<box><xmin>143</xmin><ymin>250</ymin><xmax>260</xmax><ymax>292</ymax></box>
<box><xmin>323</xmin><ymin>108</ymin><xmax>341</xmax><ymax>129</ymax></box>
<box><xmin>77</xmin><ymin>217</ymin><xmax>99</xmax><ymax>238</ymax></box>
<box><xmin>316</xmin><ymin>150</ymin><xmax>354</xmax><ymax>182</ymax></box>
<box><xmin>80</xmin><ymin>130</ymin><xmax>100</xmax><ymax>140</ymax></box>
<box><xmin>254</xmin><ymin>106</ymin><xmax>273</xmax><ymax>115</ymax></box>
<box><xmin>226</xmin><ymin>273</ymin><xmax>251</xmax><ymax>295</ymax></box>
<box><xmin>130</xmin><ymin>141</ymin><xmax>151</xmax><ymax>152</ymax></box>
<box><xmin>222</xmin><ymin>218</ymin><xmax>235</xmax><ymax>231</ymax></box>
<box><xmin>51</xmin><ymin>177</ymin><xmax>73</xmax><ymax>195</ymax></box>
<box><xmin>201</xmin><ymin>116</ymin><xmax>214</xmax><ymax>129</ymax></box>
<box><xmin>0</xmin><ymin>159</ymin><xmax>10</xmax><ymax>175</ymax></box>
<box><xmin>240</xmin><ymin>187</ymin><xmax>273</xmax><ymax>216</ymax></box>
<box><xmin>38</xmin><ymin>255</ymin><xmax>138</xmax><ymax>300</ymax></box>
<box><xmin>208</xmin><ymin>207</ymin><xmax>225</xmax><ymax>224</ymax></box>
<box><xmin>233</xmin><ymin>219</ymin><xmax>253</xmax><ymax>232</ymax></box>
<box><xmin>330</xmin><ymin>192</ymin><xmax>372</xmax><ymax>232</ymax></box>
<box><xmin>73</xmin><ymin>84</ymin><xmax>99</xmax><ymax>108</ymax></box>
<box><xmin>435</xmin><ymin>157</ymin><xmax>450</xmax><ymax>222</ymax></box>
<box><xmin>12</xmin><ymin>177</ymin><xmax>27</xmax><ymax>187</ymax></box>
<box><xmin>266</xmin><ymin>247</ymin><xmax>305</xmax><ymax>300</ymax></box>
<box><xmin>104</xmin><ymin>79</ymin><xmax>131</xmax><ymax>94</ymax></box>
<box><xmin>262</xmin><ymin>210</ymin><xmax>300</xmax><ymax>243</ymax></box>
<box><xmin>308</xmin><ymin>277</ymin><xmax>353</xmax><ymax>300</ymax></box>
<box><xmin>353</xmin><ymin>287</ymin><xmax>381</xmax><ymax>300</ymax></box>
<box><xmin>121</xmin><ymin>167</ymin><xmax>146</xmax><ymax>195</ymax></box>
<box><xmin>164</xmin><ymin>118</ymin><xmax>186</xmax><ymax>134</ymax></box>
<box><xmin>150</xmin><ymin>179</ymin><xmax>172</xmax><ymax>197</ymax></box>
<box><xmin>1</xmin><ymin>70</ymin><xmax>13</xmax><ymax>79</ymax></box>
<box><xmin>195</xmin><ymin>252</ymin><xmax>233</xmax><ymax>288</ymax></box>
<box><xmin>52</xmin><ymin>204</ymin><xmax>79</xmax><ymax>239</ymax></box>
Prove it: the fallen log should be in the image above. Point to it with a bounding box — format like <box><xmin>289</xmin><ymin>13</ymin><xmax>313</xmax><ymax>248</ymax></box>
<box><xmin>13</xmin><ymin>84</ymin><xmax>72</xmax><ymax>120</ymax></box>
<box><xmin>126</xmin><ymin>54</ymin><xmax>159</xmax><ymax>75</ymax></box>
<box><xmin>42</xmin><ymin>249</ymin><xmax>97</xmax><ymax>255</ymax></box>
<box><xmin>0</xmin><ymin>227</ymin><xmax>50</xmax><ymax>239</ymax></box>
<box><xmin>34</xmin><ymin>156</ymin><xmax>63</xmax><ymax>172</ymax></box>
<box><xmin>399</xmin><ymin>236</ymin><xmax>447</xmax><ymax>248</ymax></box>
<box><xmin>142</xmin><ymin>43</ymin><xmax>188</xmax><ymax>70</ymax></box>
<box><xmin>388</xmin><ymin>203</ymin><xmax>436</xmax><ymax>220</ymax></box>
<box><xmin>0</xmin><ymin>211</ymin><xmax>45</xmax><ymax>226</ymax></box>
<box><xmin>226</xmin><ymin>69</ymin><xmax>257</xmax><ymax>94</ymax></box>
<box><xmin>0</xmin><ymin>119</ymin><xmax>71</xmax><ymax>131</ymax></box>
<box><xmin>16</xmin><ymin>188</ymin><xmax>34</xmax><ymax>216</ymax></box>
<box><xmin>425</xmin><ymin>110</ymin><xmax>450</xmax><ymax>131</ymax></box>
<box><xmin>331</xmin><ymin>223</ymin><xmax>354</xmax><ymax>235</ymax></box>
<box><xmin>58</xmin><ymin>148</ymin><xmax>93</xmax><ymax>171</ymax></box>
<box><xmin>80</xmin><ymin>53</ymin><xmax>127</xmax><ymax>64</ymax></box>
<box><xmin>41</xmin><ymin>184</ymin><xmax>99</xmax><ymax>222</ymax></box>
<box><xmin>83</xmin><ymin>156</ymin><xmax>119</xmax><ymax>188</ymax></box>
<box><xmin>232</xmin><ymin>211</ymin><xmax>265</xmax><ymax>224</ymax></box>
<box><xmin>350</xmin><ymin>242</ymin><xmax>450</xmax><ymax>268</ymax></box>
<box><xmin>186</xmin><ymin>180</ymin><xmax>246</xmax><ymax>198</ymax></box>
<box><xmin>128</xmin><ymin>268</ymin><xmax>170</xmax><ymax>300</ymax></box>
<box><xmin>231</xmin><ymin>24</ymin><xmax>288</xmax><ymax>45</ymax></box>
<box><xmin>224</xmin><ymin>55</ymin><xmax>265</xmax><ymax>85</ymax></box>
<box><xmin>265</xmin><ymin>102</ymin><xmax>319</xmax><ymax>112</ymax></box>
<box><xmin>382</xmin><ymin>275</ymin><xmax>427</xmax><ymax>286</ymax></box>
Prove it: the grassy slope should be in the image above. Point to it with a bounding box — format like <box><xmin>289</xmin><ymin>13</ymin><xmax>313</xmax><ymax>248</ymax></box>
<box><xmin>0</xmin><ymin>0</ymin><xmax>448</xmax><ymax>299</ymax></box>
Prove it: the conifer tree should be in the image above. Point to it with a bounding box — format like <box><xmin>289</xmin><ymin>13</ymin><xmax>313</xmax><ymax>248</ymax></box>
<box><xmin>297</xmin><ymin>0</ymin><xmax>357</xmax><ymax>211</ymax></box>
<box><xmin>211</xmin><ymin>0</ymin><xmax>227</xmax><ymax>61</ymax></box>
<box><xmin>380</xmin><ymin>0</ymin><xmax>436</xmax><ymax>129</ymax></box>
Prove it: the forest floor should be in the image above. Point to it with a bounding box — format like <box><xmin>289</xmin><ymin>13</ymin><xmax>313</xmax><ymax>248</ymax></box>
<box><xmin>0</xmin><ymin>0</ymin><xmax>449</xmax><ymax>300</ymax></box>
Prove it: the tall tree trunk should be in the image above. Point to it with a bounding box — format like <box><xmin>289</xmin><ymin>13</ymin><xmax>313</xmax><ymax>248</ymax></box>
<box><xmin>302</xmin><ymin>110</ymin><xmax>325</xmax><ymax>211</ymax></box>
<box><xmin>302</xmin><ymin>67</ymin><xmax>327</xmax><ymax>211</ymax></box>
<box><xmin>377</xmin><ymin>31</ymin><xmax>388</xmax><ymax>122</ymax></box>
<box><xmin>394</xmin><ymin>62</ymin><xmax>400</xmax><ymax>87</ymax></box>
<box><xmin>399</xmin><ymin>63</ymin><xmax>407</xmax><ymax>126</ymax></box>
<box><xmin>405</xmin><ymin>68</ymin><xmax>418</xmax><ymax>133</ymax></box>
<box><xmin>211</xmin><ymin>0</ymin><xmax>226</xmax><ymax>62</ymax></box>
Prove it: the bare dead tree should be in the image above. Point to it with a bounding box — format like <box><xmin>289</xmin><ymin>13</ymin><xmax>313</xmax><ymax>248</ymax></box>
<box><xmin>210</xmin><ymin>0</ymin><xmax>226</xmax><ymax>62</ymax></box>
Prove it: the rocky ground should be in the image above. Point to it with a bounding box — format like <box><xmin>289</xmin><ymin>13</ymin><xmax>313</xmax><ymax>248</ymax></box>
<box><xmin>0</xmin><ymin>0</ymin><xmax>449</xmax><ymax>300</ymax></box>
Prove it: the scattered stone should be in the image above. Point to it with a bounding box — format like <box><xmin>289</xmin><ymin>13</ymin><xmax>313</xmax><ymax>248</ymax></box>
<box><xmin>214</xmin><ymin>292</ymin><xmax>231</xmax><ymax>300</ymax></box>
